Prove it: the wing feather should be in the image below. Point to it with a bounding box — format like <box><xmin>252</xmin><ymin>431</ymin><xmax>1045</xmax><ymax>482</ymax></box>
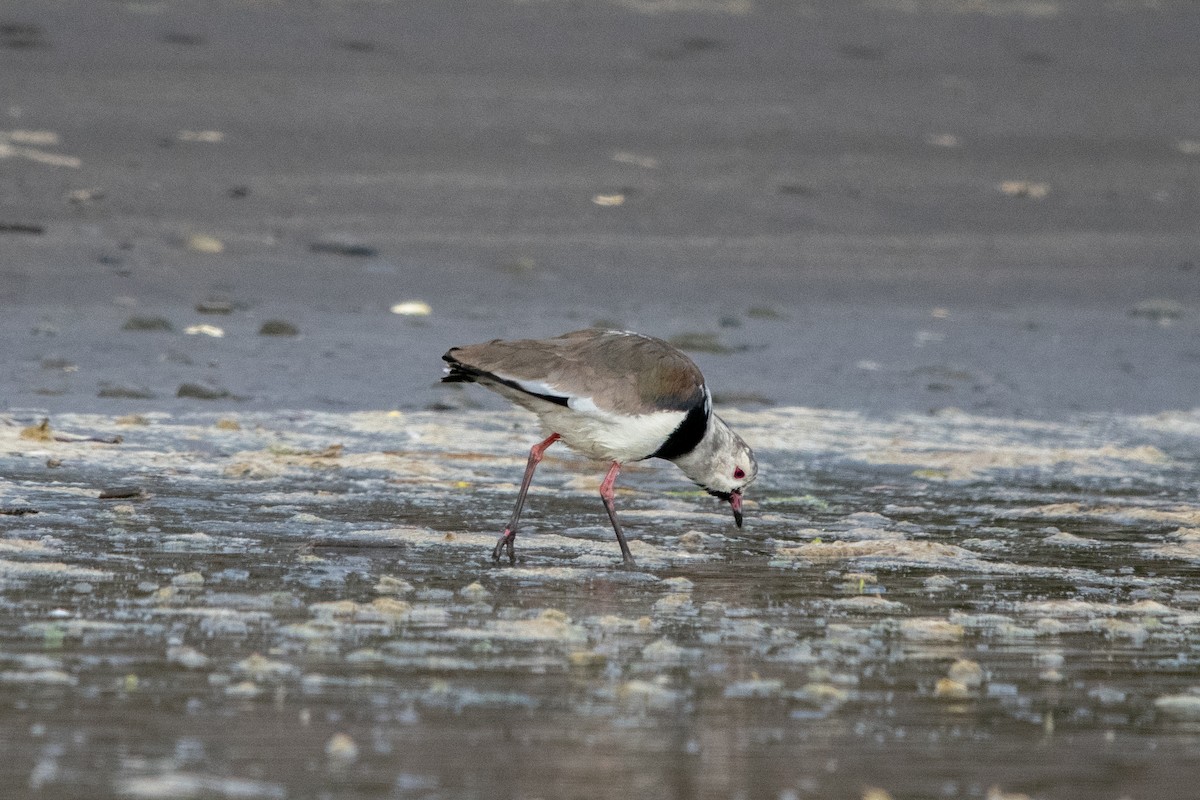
<box><xmin>442</xmin><ymin>329</ymin><xmax>705</xmax><ymax>416</ymax></box>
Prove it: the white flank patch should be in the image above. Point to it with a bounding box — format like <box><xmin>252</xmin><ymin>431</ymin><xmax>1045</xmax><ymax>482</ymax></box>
<box><xmin>567</xmin><ymin>396</ymin><xmax>601</xmax><ymax>414</ymax></box>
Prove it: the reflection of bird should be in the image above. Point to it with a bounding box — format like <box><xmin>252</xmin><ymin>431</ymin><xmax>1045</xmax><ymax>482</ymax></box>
<box><xmin>441</xmin><ymin>328</ymin><xmax>758</xmax><ymax>566</ymax></box>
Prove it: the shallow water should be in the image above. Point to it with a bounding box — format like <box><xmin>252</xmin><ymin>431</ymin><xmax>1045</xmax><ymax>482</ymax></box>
<box><xmin>2</xmin><ymin>407</ymin><xmax>1200</xmax><ymax>800</ymax></box>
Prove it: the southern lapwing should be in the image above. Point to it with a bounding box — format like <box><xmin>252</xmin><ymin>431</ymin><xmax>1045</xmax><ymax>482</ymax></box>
<box><xmin>441</xmin><ymin>328</ymin><xmax>758</xmax><ymax>566</ymax></box>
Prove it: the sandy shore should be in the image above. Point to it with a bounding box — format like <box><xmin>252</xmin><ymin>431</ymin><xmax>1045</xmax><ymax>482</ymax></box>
<box><xmin>2</xmin><ymin>0</ymin><xmax>1198</xmax><ymax>418</ymax></box>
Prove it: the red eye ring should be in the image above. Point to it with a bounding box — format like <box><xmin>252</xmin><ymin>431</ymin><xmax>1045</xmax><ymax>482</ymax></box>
<box><xmin>733</xmin><ymin>467</ymin><xmax>745</xmax><ymax>480</ymax></box>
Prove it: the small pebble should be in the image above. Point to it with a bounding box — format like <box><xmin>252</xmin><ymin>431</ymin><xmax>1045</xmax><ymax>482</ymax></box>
<box><xmin>20</xmin><ymin>419</ymin><xmax>53</xmax><ymax>441</ymax></box>
<box><xmin>97</xmin><ymin>383</ymin><xmax>155</xmax><ymax>399</ymax></box>
<box><xmin>259</xmin><ymin>320</ymin><xmax>299</xmax><ymax>336</ymax></box>
<box><xmin>195</xmin><ymin>298</ymin><xmax>233</xmax><ymax>314</ymax></box>
<box><xmin>592</xmin><ymin>193</ymin><xmax>625</xmax><ymax>207</ymax></box>
<box><xmin>1129</xmin><ymin>298</ymin><xmax>1185</xmax><ymax>325</ymax></box>
<box><xmin>0</xmin><ymin>506</ymin><xmax>39</xmax><ymax>515</ymax></box>
<box><xmin>390</xmin><ymin>300</ymin><xmax>432</xmax><ymax>316</ymax></box>
<box><xmin>325</xmin><ymin>732</ymin><xmax>359</xmax><ymax>763</ymax></box>
<box><xmin>934</xmin><ymin>678</ymin><xmax>971</xmax><ymax>699</ymax></box>
<box><xmin>122</xmin><ymin>315</ymin><xmax>172</xmax><ymax>332</ymax></box>
<box><xmin>309</xmin><ymin>240</ymin><xmax>377</xmax><ymax>258</ymax></box>
<box><xmin>167</xmin><ymin>646</ymin><xmax>211</xmax><ymax>670</ymax></box>
<box><xmin>374</xmin><ymin>576</ymin><xmax>415</xmax><ymax>596</ymax></box>
<box><xmin>458</xmin><ymin>582</ymin><xmax>491</xmax><ymax>601</ymax></box>
<box><xmin>184</xmin><ymin>324</ymin><xmax>225</xmax><ymax>337</ymax></box>
<box><xmin>997</xmin><ymin>180</ymin><xmax>1050</xmax><ymax>199</ymax></box>
<box><xmin>947</xmin><ymin>659</ymin><xmax>984</xmax><ymax>688</ymax></box>
<box><xmin>567</xmin><ymin>650</ymin><xmax>607</xmax><ymax>669</ymax></box>
<box><xmin>177</xmin><ymin>383</ymin><xmax>232</xmax><ymax>400</ymax></box>
<box><xmin>1155</xmin><ymin>693</ymin><xmax>1200</xmax><ymax>721</ymax></box>
<box><xmin>171</xmin><ymin>572</ymin><xmax>205</xmax><ymax>588</ymax></box>
<box><xmin>185</xmin><ymin>233</ymin><xmax>224</xmax><ymax>253</ymax></box>
<box><xmin>224</xmin><ymin>681</ymin><xmax>260</xmax><ymax>698</ymax></box>
<box><xmin>99</xmin><ymin>486</ymin><xmax>143</xmax><ymax>500</ymax></box>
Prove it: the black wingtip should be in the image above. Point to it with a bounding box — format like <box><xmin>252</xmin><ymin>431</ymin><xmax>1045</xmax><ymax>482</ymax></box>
<box><xmin>440</xmin><ymin>350</ymin><xmax>477</xmax><ymax>384</ymax></box>
<box><xmin>440</xmin><ymin>366</ymin><xmax>475</xmax><ymax>384</ymax></box>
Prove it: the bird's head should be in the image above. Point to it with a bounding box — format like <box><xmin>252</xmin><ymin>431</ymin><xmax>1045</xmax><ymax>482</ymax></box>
<box><xmin>692</xmin><ymin>427</ymin><xmax>758</xmax><ymax>528</ymax></box>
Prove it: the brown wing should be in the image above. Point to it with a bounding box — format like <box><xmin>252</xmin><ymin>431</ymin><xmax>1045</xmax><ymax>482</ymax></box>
<box><xmin>443</xmin><ymin>329</ymin><xmax>706</xmax><ymax>415</ymax></box>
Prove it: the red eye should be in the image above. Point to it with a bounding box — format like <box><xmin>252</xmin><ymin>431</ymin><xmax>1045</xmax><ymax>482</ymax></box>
<box><xmin>733</xmin><ymin>467</ymin><xmax>745</xmax><ymax>480</ymax></box>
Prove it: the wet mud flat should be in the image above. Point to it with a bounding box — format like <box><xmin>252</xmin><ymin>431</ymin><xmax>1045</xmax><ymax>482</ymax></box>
<box><xmin>2</xmin><ymin>407</ymin><xmax>1200</xmax><ymax>800</ymax></box>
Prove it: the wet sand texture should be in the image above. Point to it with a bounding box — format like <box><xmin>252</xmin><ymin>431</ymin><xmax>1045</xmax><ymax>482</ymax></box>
<box><xmin>3</xmin><ymin>407</ymin><xmax>1200</xmax><ymax>798</ymax></box>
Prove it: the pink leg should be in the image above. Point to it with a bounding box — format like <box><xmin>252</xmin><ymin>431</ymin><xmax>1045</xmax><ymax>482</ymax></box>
<box><xmin>493</xmin><ymin>433</ymin><xmax>560</xmax><ymax>564</ymax></box>
<box><xmin>599</xmin><ymin>461</ymin><xmax>636</xmax><ymax>566</ymax></box>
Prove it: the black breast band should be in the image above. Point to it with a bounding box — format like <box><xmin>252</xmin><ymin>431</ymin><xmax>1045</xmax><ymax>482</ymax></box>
<box><xmin>650</xmin><ymin>401</ymin><xmax>709</xmax><ymax>461</ymax></box>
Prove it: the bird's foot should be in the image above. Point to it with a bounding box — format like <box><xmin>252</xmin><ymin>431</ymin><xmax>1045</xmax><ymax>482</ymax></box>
<box><xmin>491</xmin><ymin>529</ymin><xmax>517</xmax><ymax>564</ymax></box>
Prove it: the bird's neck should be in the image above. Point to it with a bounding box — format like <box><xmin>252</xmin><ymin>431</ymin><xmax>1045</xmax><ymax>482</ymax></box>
<box><xmin>670</xmin><ymin>414</ymin><xmax>732</xmax><ymax>481</ymax></box>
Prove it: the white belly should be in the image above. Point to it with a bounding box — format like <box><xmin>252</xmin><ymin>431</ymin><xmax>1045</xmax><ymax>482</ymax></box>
<box><xmin>535</xmin><ymin>405</ymin><xmax>684</xmax><ymax>463</ymax></box>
